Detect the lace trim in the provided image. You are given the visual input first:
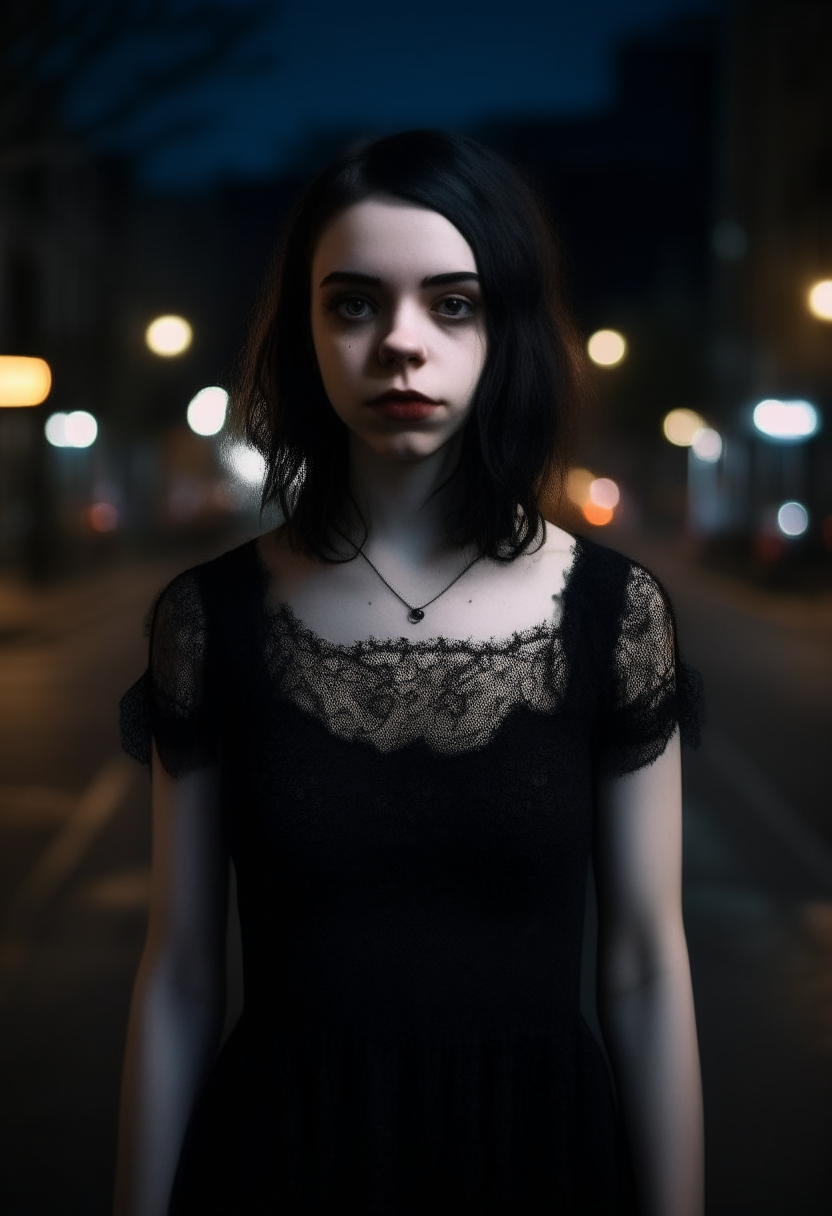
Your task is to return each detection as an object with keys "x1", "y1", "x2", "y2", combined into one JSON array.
[
  {"x1": 120, "y1": 536, "x2": 704, "y2": 776},
  {"x1": 261, "y1": 602, "x2": 568, "y2": 755}
]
